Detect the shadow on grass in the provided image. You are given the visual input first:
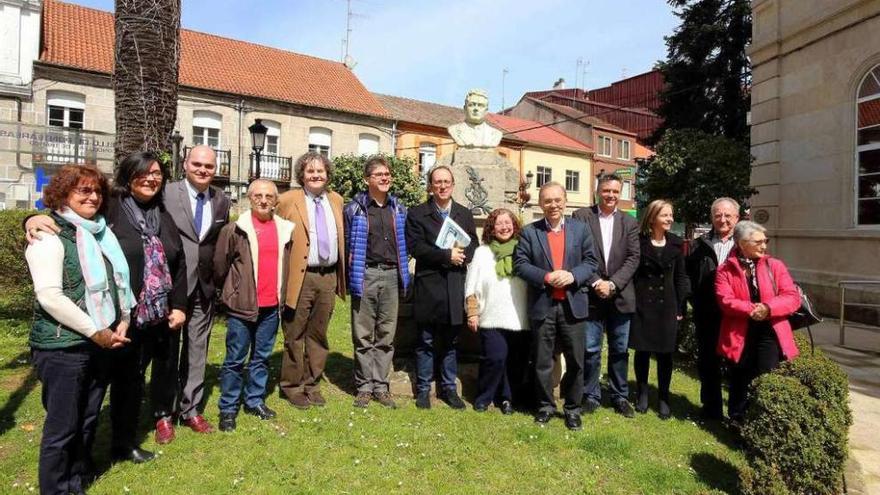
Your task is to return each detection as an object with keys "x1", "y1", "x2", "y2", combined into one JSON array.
[
  {"x1": 324, "y1": 351, "x2": 356, "y2": 396},
  {"x1": 690, "y1": 452, "x2": 742, "y2": 494},
  {"x1": 0, "y1": 364, "x2": 38, "y2": 435}
]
